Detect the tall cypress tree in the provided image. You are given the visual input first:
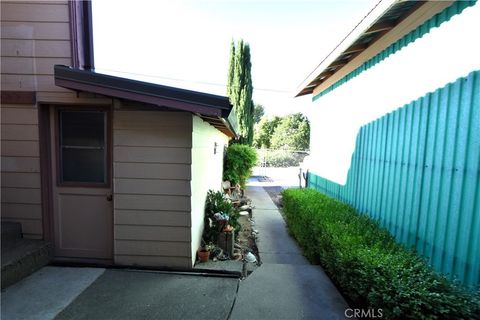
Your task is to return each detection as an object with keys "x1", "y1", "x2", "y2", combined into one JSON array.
[
  {"x1": 227, "y1": 40, "x2": 236, "y2": 100},
  {"x1": 227, "y1": 39, "x2": 254, "y2": 145}
]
